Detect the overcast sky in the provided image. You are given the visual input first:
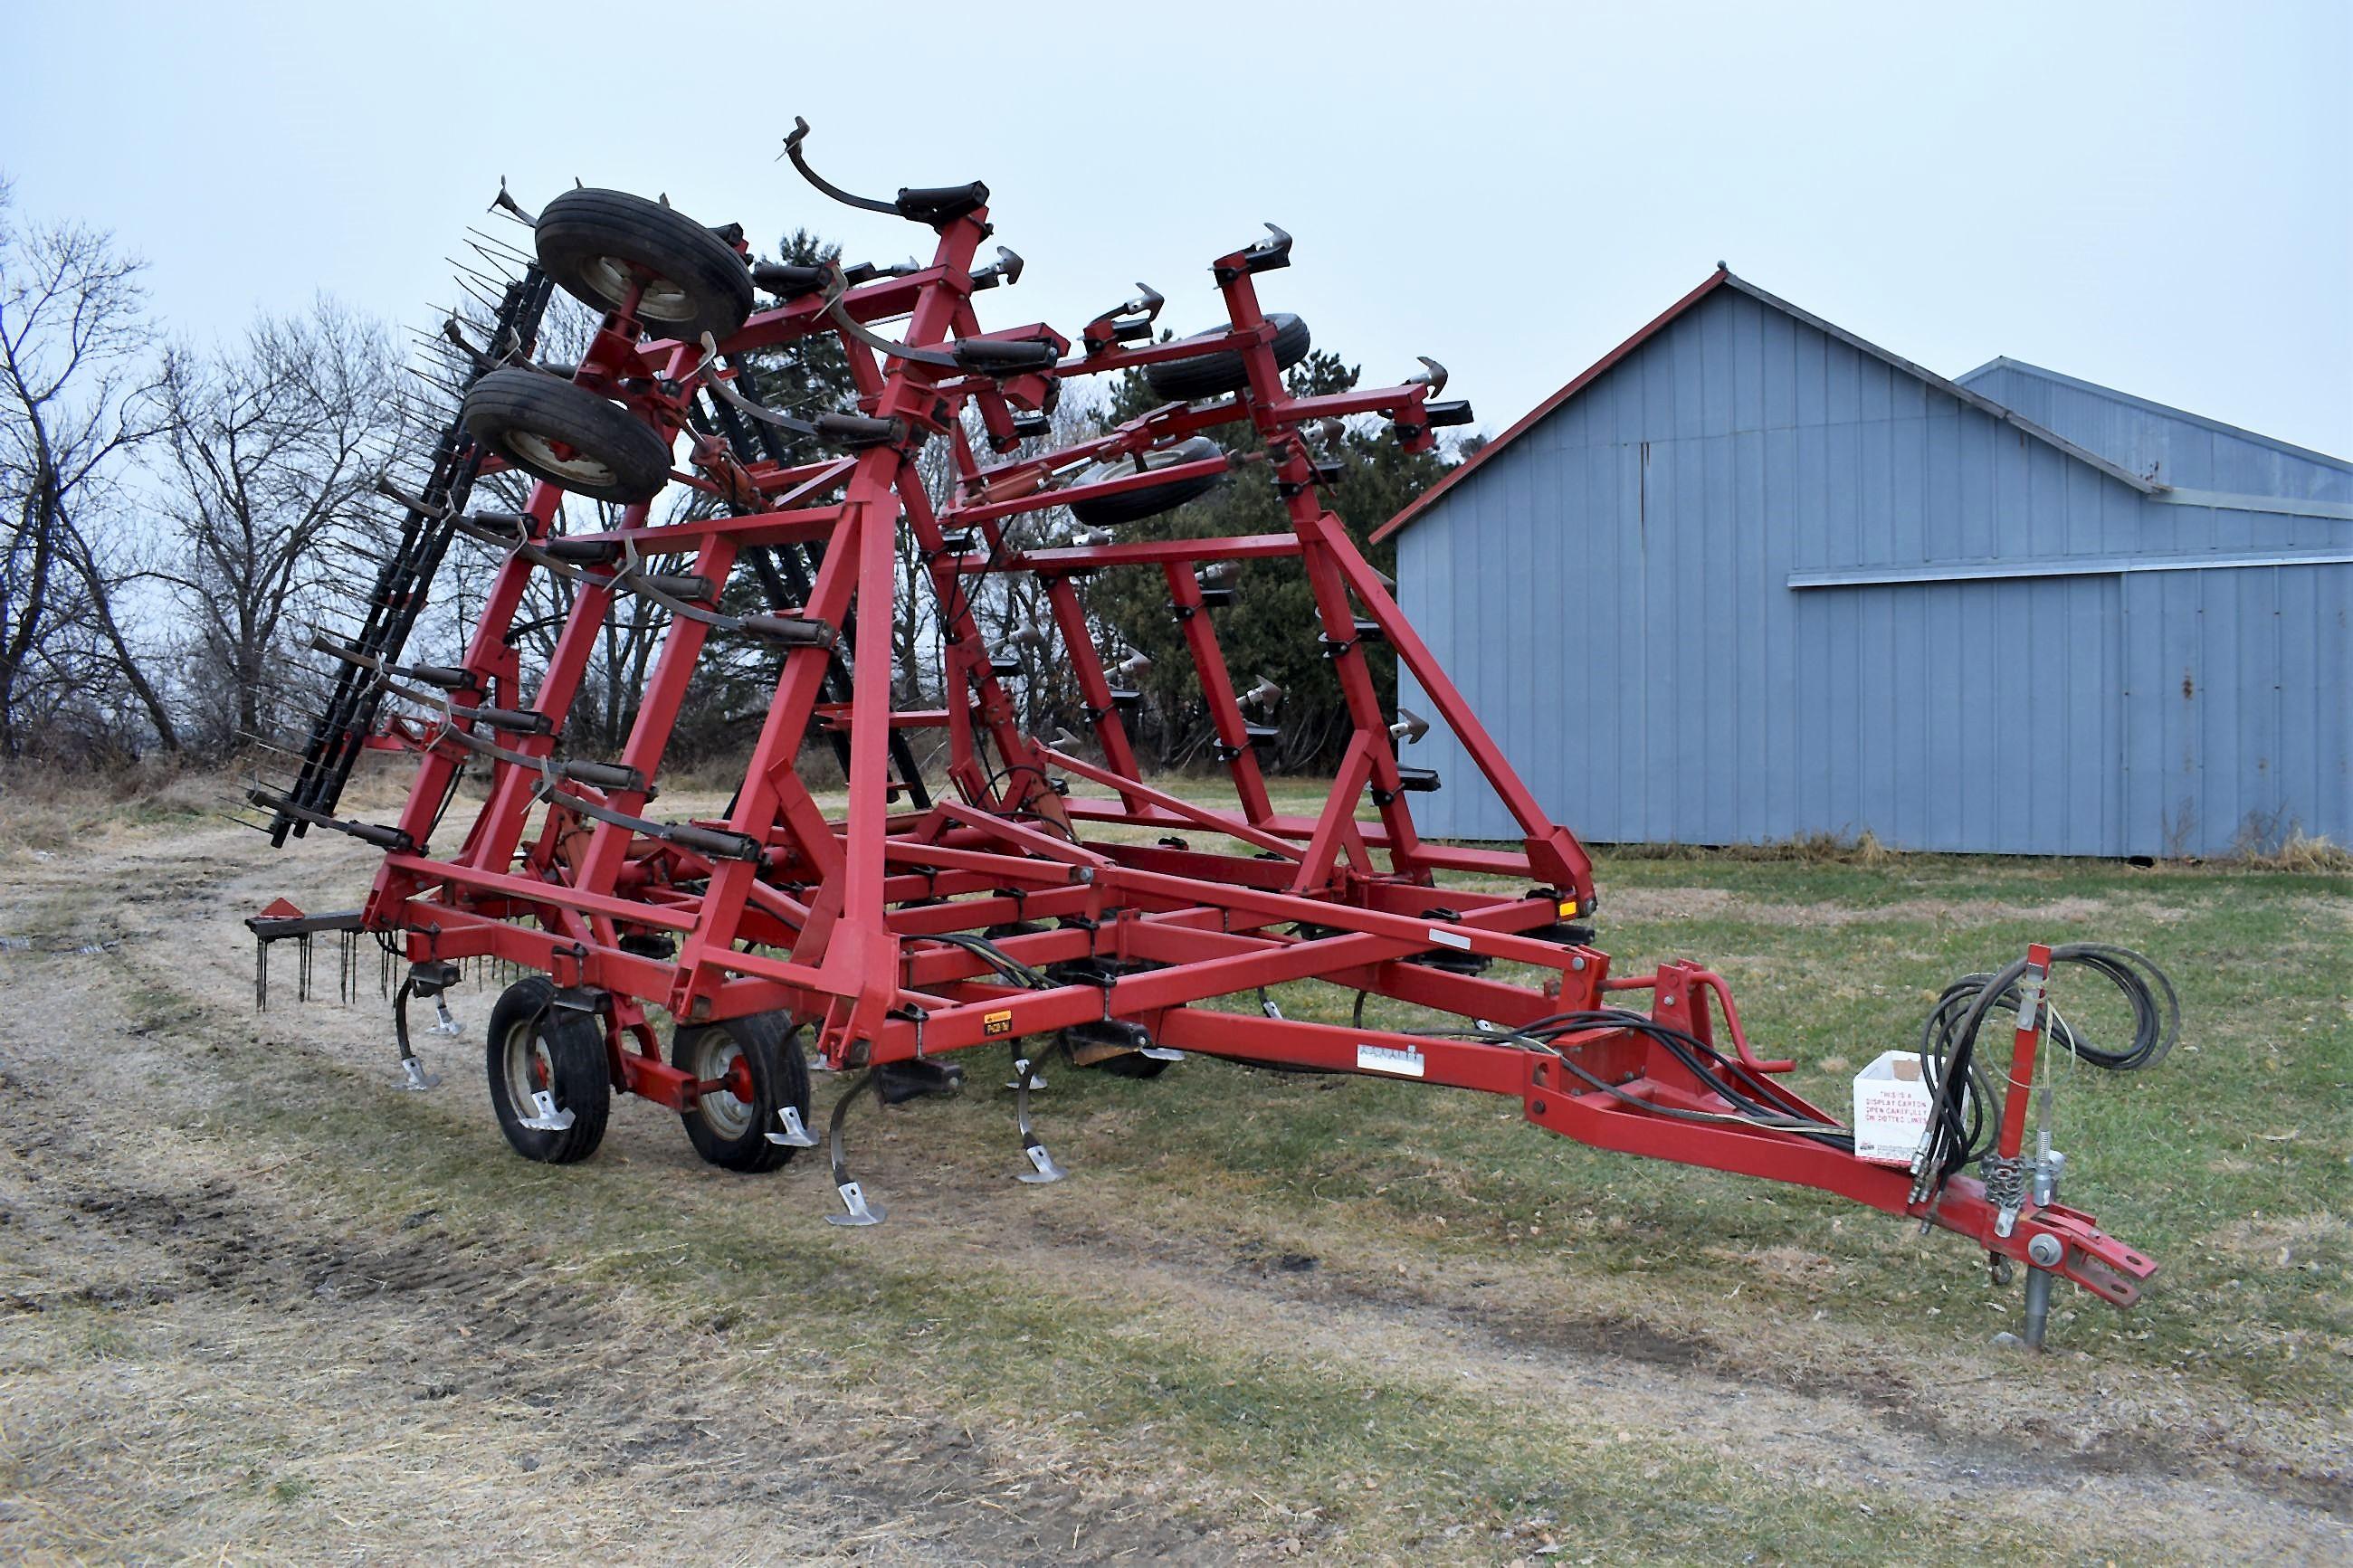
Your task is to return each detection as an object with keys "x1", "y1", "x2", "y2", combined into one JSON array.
[{"x1": 5, "y1": 1, "x2": 2348, "y2": 458}]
